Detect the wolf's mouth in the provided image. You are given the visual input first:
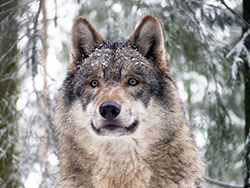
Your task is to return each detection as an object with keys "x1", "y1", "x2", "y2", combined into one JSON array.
[{"x1": 91, "y1": 120, "x2": 138, "y2": 136}]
